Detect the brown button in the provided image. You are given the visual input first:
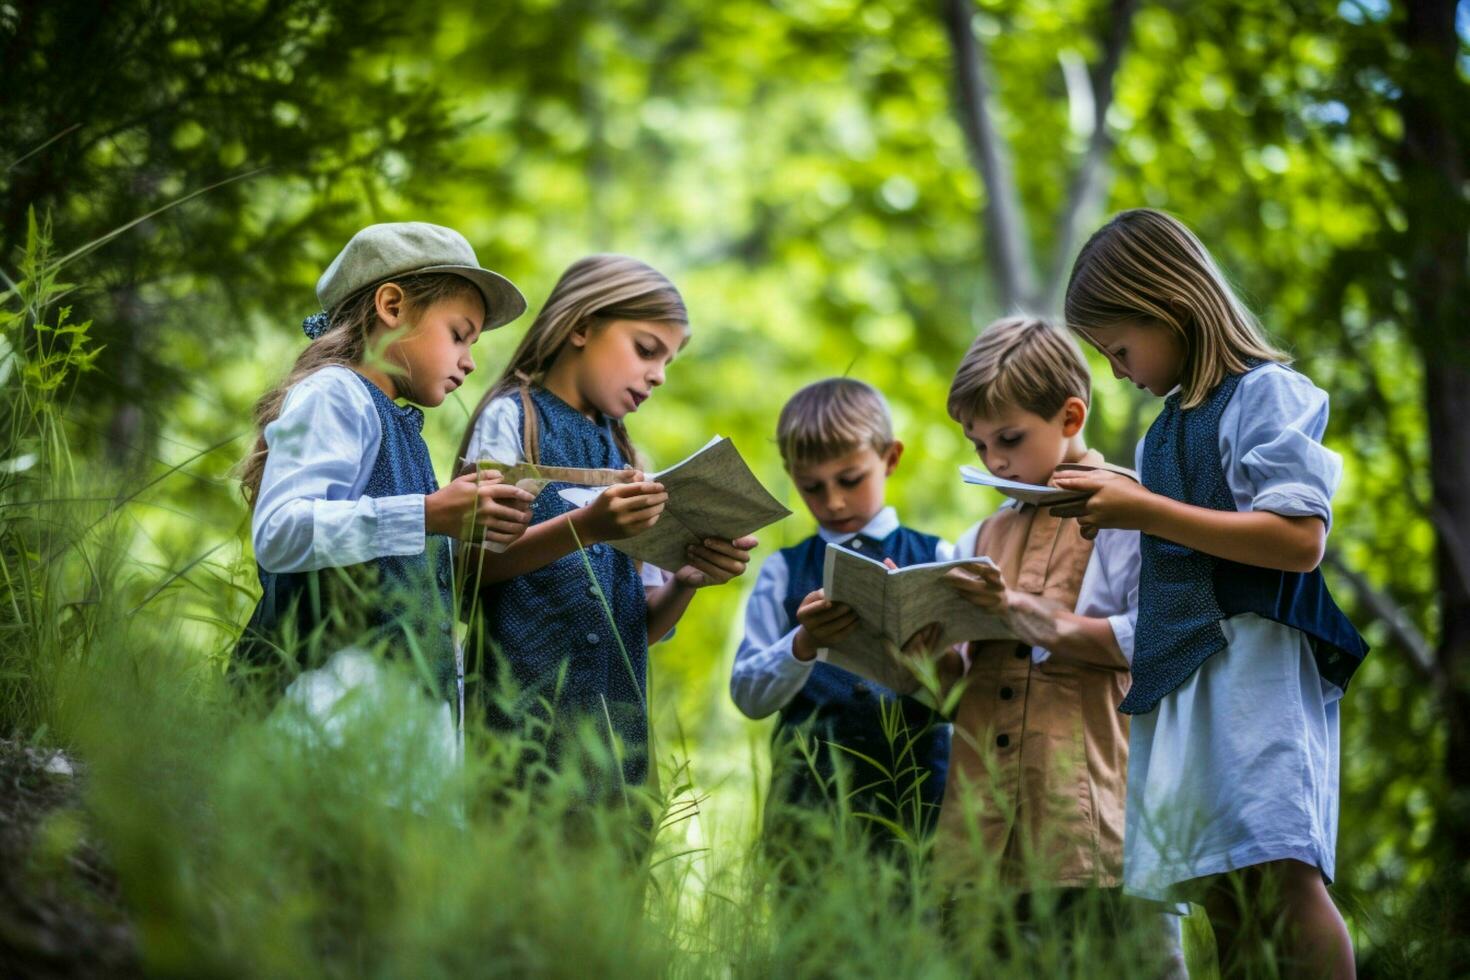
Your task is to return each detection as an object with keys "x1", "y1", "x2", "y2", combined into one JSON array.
[
  {"x1": 996, "y1": 733, "x2": 1011, "y2": 748},
  {"x1": 999, "y1": 687, "x2": 1014, "y2": 700}
]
